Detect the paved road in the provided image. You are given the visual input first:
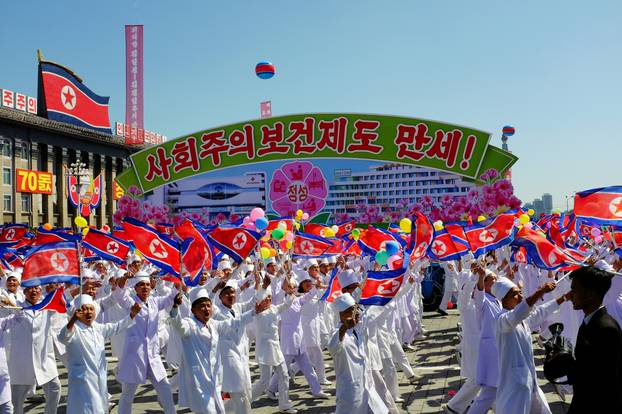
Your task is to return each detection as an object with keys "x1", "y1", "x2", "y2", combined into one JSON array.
[{"x1": 26, "y1": 309, "x2": 570, "y2": 413}]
